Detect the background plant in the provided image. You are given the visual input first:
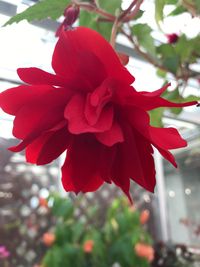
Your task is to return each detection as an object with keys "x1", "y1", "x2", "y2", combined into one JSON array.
[{"x1": 40, "y1": 195, "x2": 153, "y2": 267}]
